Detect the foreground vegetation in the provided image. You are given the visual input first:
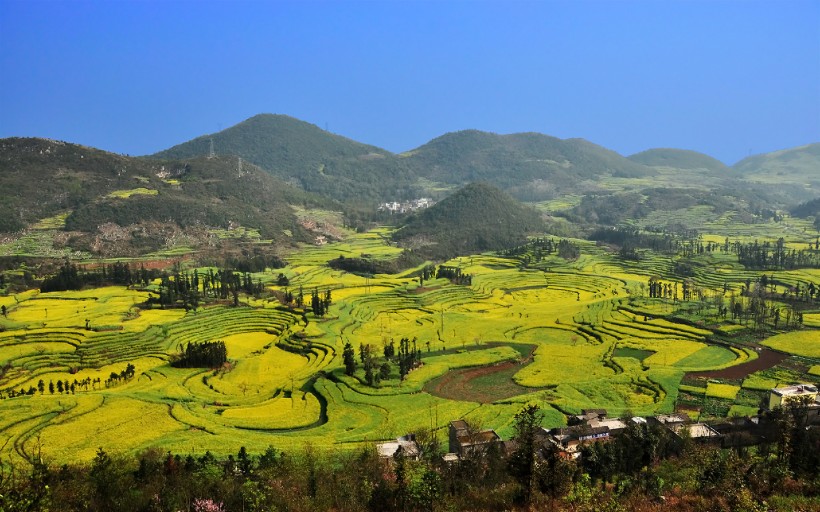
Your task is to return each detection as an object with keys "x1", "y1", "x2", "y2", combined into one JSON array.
[{"x1": 2, "y1": 402, "x2": 818, "y2": 512}]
